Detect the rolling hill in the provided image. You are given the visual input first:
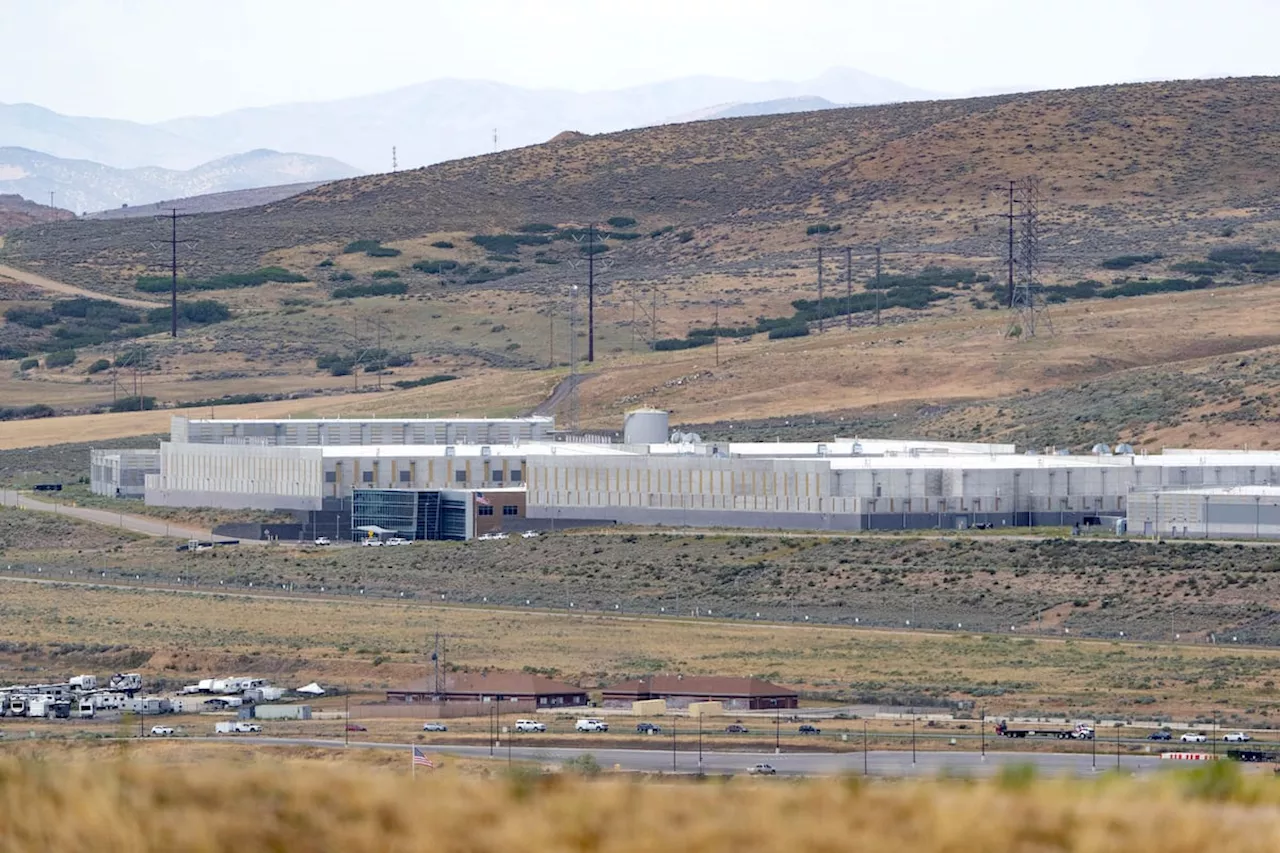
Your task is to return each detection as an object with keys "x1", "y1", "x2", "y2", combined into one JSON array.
[
  {"x1": 2, "y1": 76, "x2": 1280, "y2": 450},
  {"x1": 0, "y1": 147, "x2": 358, "y2": 215}
]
